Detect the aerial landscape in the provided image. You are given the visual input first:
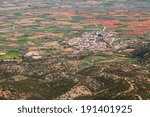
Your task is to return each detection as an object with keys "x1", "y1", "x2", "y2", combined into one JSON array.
[{"x1": 0, "y1": 0, "x2": 150, "y2": 100}]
